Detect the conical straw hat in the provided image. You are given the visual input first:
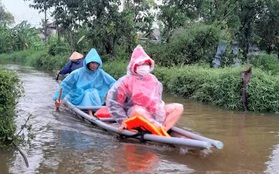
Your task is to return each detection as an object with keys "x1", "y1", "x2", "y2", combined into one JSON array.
[{"x1": 69, "y1": 51, "x2": 83, "y2": 60}]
